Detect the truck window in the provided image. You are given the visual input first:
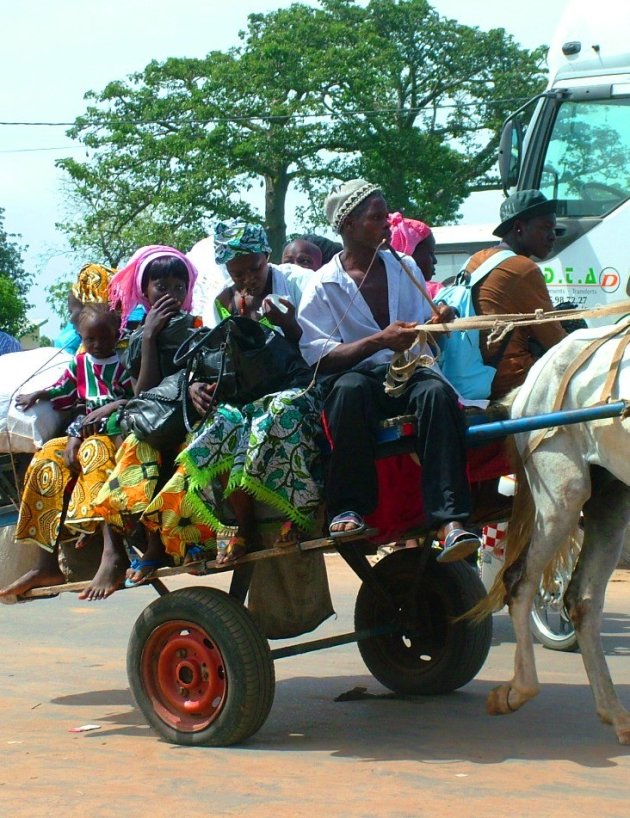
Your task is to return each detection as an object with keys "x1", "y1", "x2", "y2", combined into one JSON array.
[{"x1": 539, "y1": 98, "x2": 630, "y2": 217}]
